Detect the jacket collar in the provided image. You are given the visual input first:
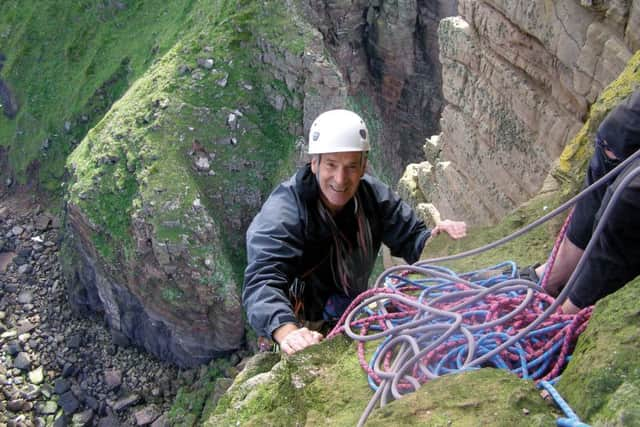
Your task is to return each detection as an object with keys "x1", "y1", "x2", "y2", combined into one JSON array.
[{"x1": 296, "y1": 163, "x2": 320, "y2": 203}]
